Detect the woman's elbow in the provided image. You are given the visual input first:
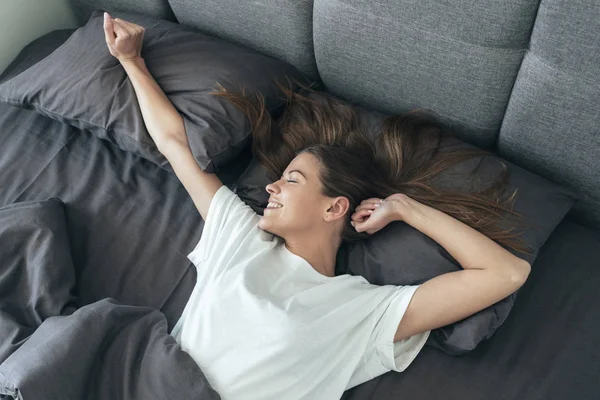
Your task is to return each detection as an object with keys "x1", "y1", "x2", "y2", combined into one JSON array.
[{"x1": 511, "y1": 260, "x2": 531, "y2": 288}]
